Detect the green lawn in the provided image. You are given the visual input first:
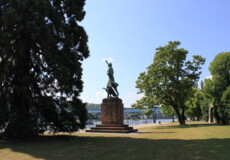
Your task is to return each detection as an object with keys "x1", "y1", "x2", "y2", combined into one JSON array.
[{"x1": 0, "y1": 121, "x2": 230, "y2": 160}]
